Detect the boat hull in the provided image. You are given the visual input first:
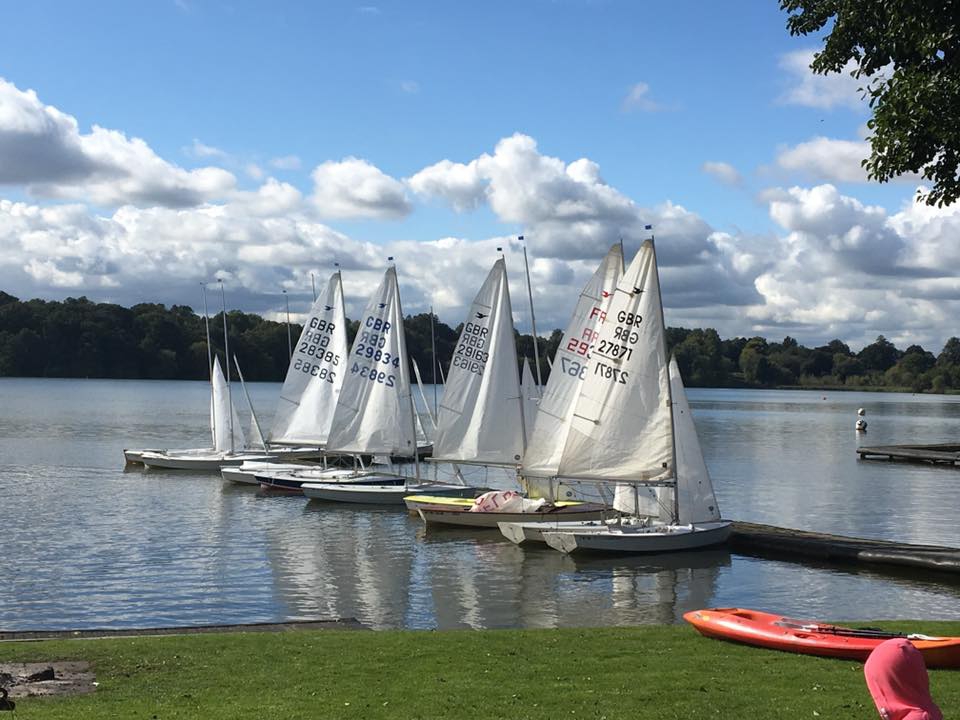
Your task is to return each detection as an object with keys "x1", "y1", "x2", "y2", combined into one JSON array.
[
  {"x1": 123, "y1": 448, "x2": 164, "y2": 465},
  {"x1": 258, "y1": 470, "x2": 394, "y2": 492},
  {"x1": 221, "y1": 461, "x2": 325, "y2": 486},
  {"x1": 140, "y1": 450, "x2": 275, "y2": 470},
  {"x1": 302, "y1": 483, "x2": 477, "y2": 505},
  {"x1": 683, "y1": 608, "x2": 960, "y2": 668},
  {"x1": 405, "y1": 496, "x2": 610, "y2": 528},
  {"x1": 543, "y1": 520, "x2": 732, "y2": 554},
  {"x1": 498, "y1": 519, "x2": 618, "y2": 544}
]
